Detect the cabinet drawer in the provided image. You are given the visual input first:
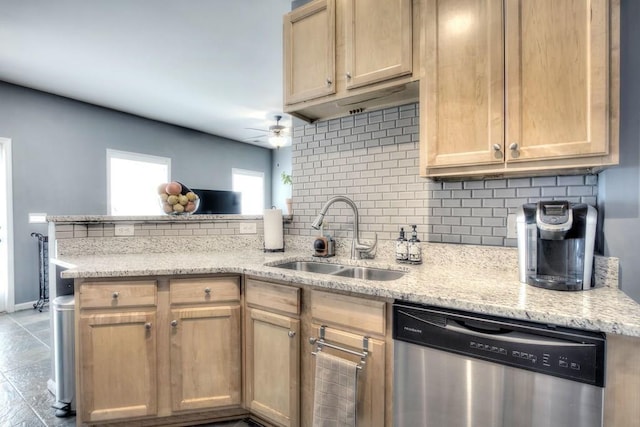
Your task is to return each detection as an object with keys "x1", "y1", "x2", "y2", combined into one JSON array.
[
  {"x1": 246, "y1": 278, "x2": 300, "y2": 316},
  {"x1": 79, "y1": 281, "x2": 157, "y2": 309},
  {"x1": 311, "y1": 290, "x2": 385, "y2": 336},
  {"x1": 170, "y1": 277, "x2": 240, "y2": 305}
]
